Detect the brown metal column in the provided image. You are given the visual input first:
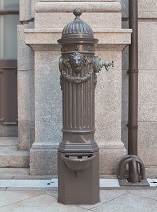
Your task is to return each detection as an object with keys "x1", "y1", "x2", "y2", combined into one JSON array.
[
  {"x1": 57, "y1": 9, "x2": 99, "y2": 204},
  {"x1": 128, "y1": 0, "x2": 138, "y2": 156},
  {"x1": 57, "y1": 8, "x2": 113, "y2": 204}
]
